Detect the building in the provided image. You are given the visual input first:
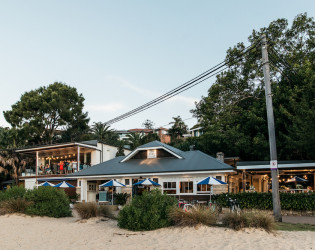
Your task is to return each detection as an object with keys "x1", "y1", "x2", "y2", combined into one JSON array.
[
  {"x1": 16, "y1": 140, "x2": 131, "y2": 189},
  {"x1": 68, "y1": 141, "x2": 235, "y2": 202}
]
